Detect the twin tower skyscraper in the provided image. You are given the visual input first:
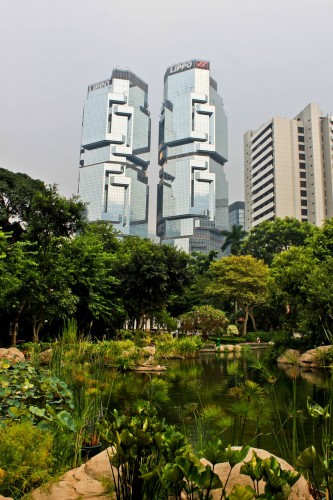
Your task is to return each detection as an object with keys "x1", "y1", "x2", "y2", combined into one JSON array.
[{"x1": 78, "y1": 60, "x2": 229, "y2": 255}]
